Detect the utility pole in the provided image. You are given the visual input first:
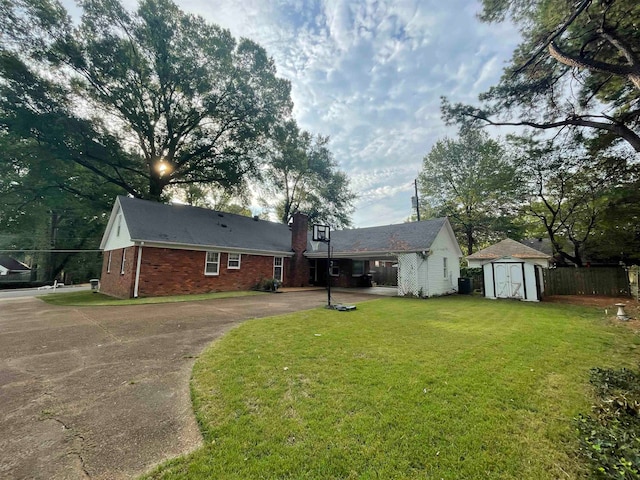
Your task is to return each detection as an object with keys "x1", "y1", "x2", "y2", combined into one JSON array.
[{"x1": 414, "y1": 179, "x2": 421, "y2": 221}]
